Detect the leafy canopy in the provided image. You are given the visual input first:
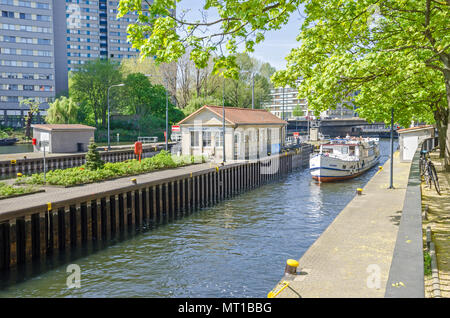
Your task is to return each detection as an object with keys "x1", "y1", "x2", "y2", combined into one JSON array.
[{"x1": 117, "y1": 0, "x2": 301, "y2": 79}]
